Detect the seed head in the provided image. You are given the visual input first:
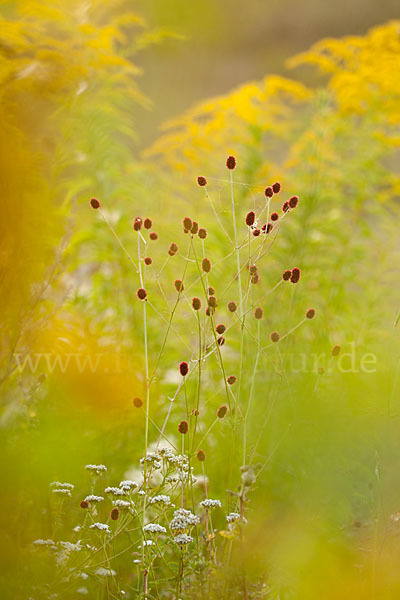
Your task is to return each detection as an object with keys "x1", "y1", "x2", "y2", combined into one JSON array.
[
  {"x1": 202, "y1": 258, "x2": 211, "y2": 273},
  {"x1": 133, "y1": 217, "x2": 142, "y2": 231},
  {"x1": 196, "y1": 449, "x2": 206, "y2": 461},
  {"x1": 168, "y1": 242, "x2": 178, "y2": 256},
  {"x1": 216, "y1": 323, "x2": 226, "y2": 334},
  {"x1": 249, "y1": 264, "x2": 258, "y2": 275},
  {"x1": 331, "y1": 345, "x2": 341, "y2": 356},
  {"x1": 80, "y1": 500, "x2": 89, "y2": 509},
  {"x1": 251, "y1": 273, "x2": 260, "y2": 284},
  {"x1": 198, "y1": 228, "x2": 208, "y2": 239},
  {"x1": 306, "y1": 308, "x2": 315, "y2": 319},
  {"x1": 290, "y1": 267, "x2": 301, "y2": 284},
  {"x1": 191, "y1": 221, "x2": 199, "y2": 235},
  {"x1": 226, "y1": 155, "x2": 236, "y2": 170},
  {"x1": 207, "y1": 286, "x2": 215, "y2": 296},
  {"x1": 137, "y1": 288, "x2": 147, "y2": 300},
  {"x1": 111, "y1": 508, "x2": 120, "y2": 521},
  {"x1": 144, "y1": 218, "x2": 152, "y2": 229},
  {"x1": 270, "y1": 212, "x2": 279, "y2": 222},
  {"x1": 289, "y1": 196, "x2": 299, "y2": 209},
  {"x1": 252, "y1": 229, "x2": 261, "y2": 237},
  {"x1": 208, "y1": 295, "x2": 217, "y2": 308},
  {"x1": 254, "y1": 307, "x2": 264, "y2": 319},
  {"x1": 272, "y1": 182, "x2": 281, "y2": 194},
  {"x1": 227, "y1": 375, "x2": 237, "y2": 385},
  {"x1": 264, "y1": 186, "x2": 273, "y2": 198},
  {"x1": 192, "y1": 297, "x2": 201, "y2": 311},
  {"x1": 144, "y1": 257, "x2": 152, "y2": 266},
  {"x1": 178, "y1": 420, "x2": 188, "y2": 435},
  {"x1": 245, "y1": 211, "x2": 256, "y2": 227},
  {"x1": 282, "y1": 201, "x2": 289, "y2": 213},
  {"x1": 197, "y1": 176, "x2": 207, "y2": 187},
  {"x1": 282, "y1": 269, "x2": 291, "y2": 281},
  {"x1": 149, "y1": 232, "x2": 158, "y2": 241},
  {"x1": 174, "y1": 279, "x2": 184, "y2": 293},
  {"x1": 217, "y1": 404, "x2": 228, "y2": 419},
  {"x1": 270, "y1": 331, "x2": 280, "y2": 343},
  {"x1": 228, "y1": 301, "x2": 237, "y2": 312},
  {"x1": 133, "y1": 397, "x2": 143, "y2": 408},
  {"x1": 266, "y1": 223, "x2": 273, "y2": 234},
  {"x1": 217, "y1": 336, "x2": 225, "y2": 346},
  {"x1": 90, "y1": 198, "x2": 100, "y2": 209},
  {"x1": 179, "y1": 361, "x2": 189, "y2": 377},
  {"x1": 183, "y1": 217, "x2": 192, "y2": 232}
]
